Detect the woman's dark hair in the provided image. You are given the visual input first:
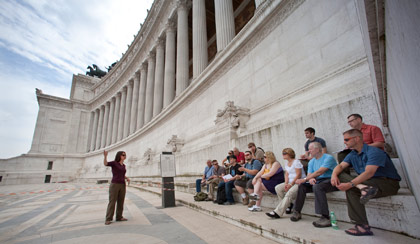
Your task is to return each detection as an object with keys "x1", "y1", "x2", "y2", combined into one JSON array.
[{"x1": 115, "y1": 151, "x2": 125, "y2": 162}]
